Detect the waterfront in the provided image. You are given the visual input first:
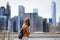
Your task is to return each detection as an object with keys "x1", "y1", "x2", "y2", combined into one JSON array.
[
  {"x1": 5, "y1": 38, "x2": 60, "y2": 40},
  {"x1": 0, "y1": 32, "x2": 60, "y2": 40}
]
